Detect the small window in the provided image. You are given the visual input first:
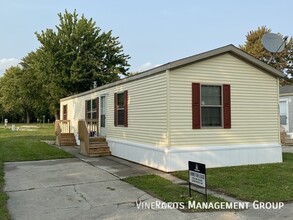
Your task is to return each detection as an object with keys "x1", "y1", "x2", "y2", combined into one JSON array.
[
  {"x1": 63, "y1": 105, "x2": 67, "y2": 120},
  {"x1": 201, "y1": 85, "x2": 222, "y2": 127},
  {"x1": 117, "y1": 93, "x2": 125, "y2": 126},
  {"x1": 114, "y1": 91, "x2": 128, "y2": 127}
]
